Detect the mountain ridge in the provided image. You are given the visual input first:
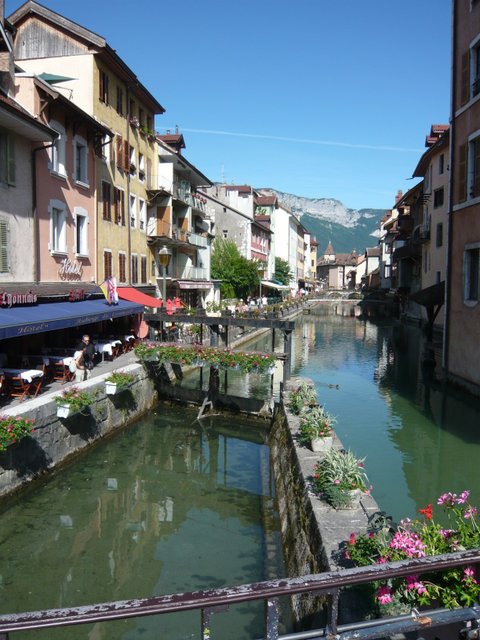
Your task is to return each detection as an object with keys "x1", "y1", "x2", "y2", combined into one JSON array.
[{"x1": 259, "y1": 188, "x2": 386, "y2": 254}]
